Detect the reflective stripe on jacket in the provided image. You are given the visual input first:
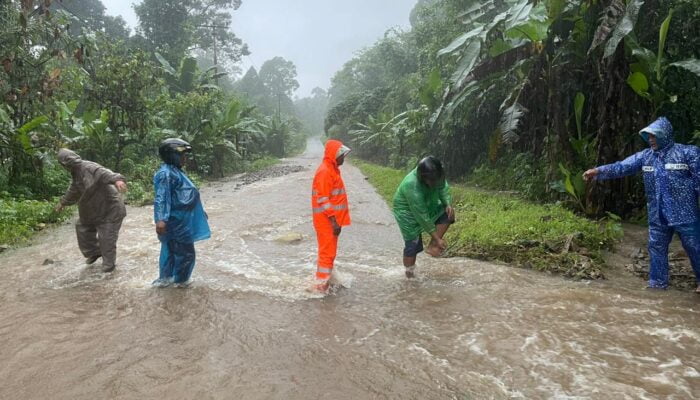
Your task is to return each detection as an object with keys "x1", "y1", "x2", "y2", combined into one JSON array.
[{"x1": 311, "y1": 140, "x2": 351, "y2": 226}]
